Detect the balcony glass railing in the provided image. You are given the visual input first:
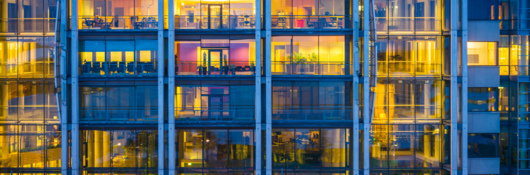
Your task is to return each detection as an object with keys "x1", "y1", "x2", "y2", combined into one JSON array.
[
  {"x1": 176, "y1": 61, "x2": 255, "y2": 76},
  {"x1": 271, "y1": 62, "x2": 353, "y2": 75},
  {"x1": 271, "y1": 16, "x2": 349, "y2": 29},
  {"x1": 272, "y1": 107, "x2": 353, "y2": 120},
  {"x1": 175, "y1": 107, "x2": 254, "y2": 121},
  {"x1": 79, "y1": 15, "x2": 158, "y2": 30},
  {"x1": 0, "y1": 18, "x2": 56, "y2": 34},
  {"x1": 80, "y1": 61, "x2": 158, "y2": 76},
  {"x1": 80, "y1": 107, "x2": 158, "y2": 122},
  {"x1": 175, "y1": 15, "x2": 255, "y2": 30}
]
